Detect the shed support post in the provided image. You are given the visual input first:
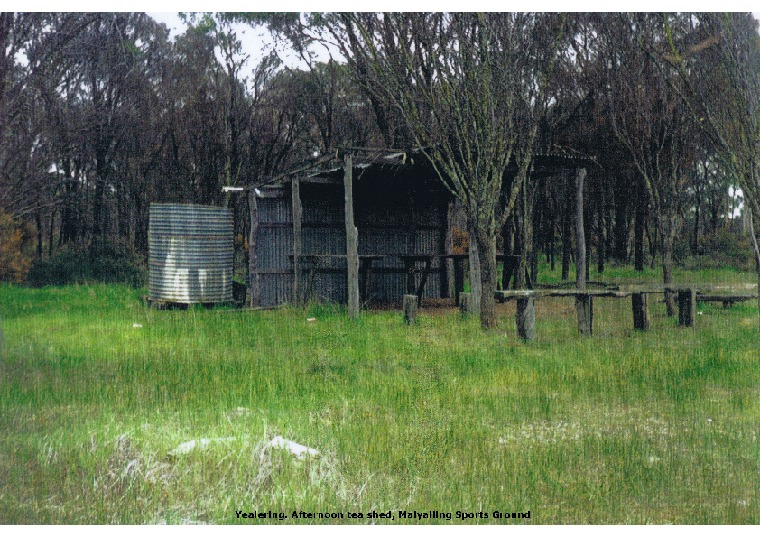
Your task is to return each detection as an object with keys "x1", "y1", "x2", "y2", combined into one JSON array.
[
  {"x1": 344, "y1": 154, "x2": 360, "y2": 319},
  {"x1": 403, "y1": 294, "x2": 418, "y2": 325},
  {"x1": 575, "y1": 167, "x2": 587, "y2": 292},
  {"x1": 516, "y1": 297, "x2": 536, "y2": 340},
  {"x1": 443, "y1": 201, "x2": 454, "y2": 299},
  {"x1": 678, "y1": 288, "x2": 696, "y2": 327},
  {"x1": 632, "y1": 292, "x2": 650, "y2": 331},
  {"x1": 248, "y1": 189, "x2": 260, "y2": 308},
  {"x1": 574, "y1": 168, "x2": 591, "y2": 336},
  {"x1": 291, "y1": 176, "x2": 302, "y2": 306},
  {"x1": 576, "y1": 294, "x2": 593, "y2": 336}
]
